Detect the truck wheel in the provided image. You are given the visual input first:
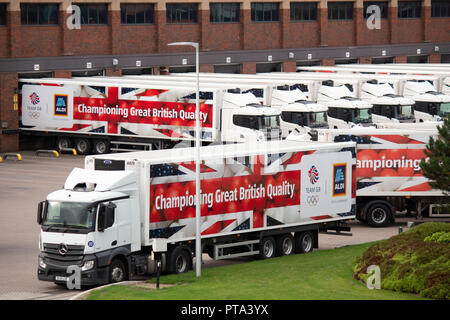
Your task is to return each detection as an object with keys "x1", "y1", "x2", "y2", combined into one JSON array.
[
  {"x1": 168, "y1": 246, "x2": 192, "y2": 274},
  {"x1": 56, "y1": 136, "x2": 72, "y2": 150},
  {"x1": 366, "y1": 203, "x2": 391, "y2": 227},
  {"x1": 276, "y1": 234, "x2": 295, "y2": 256},
  {"x1": 75, "y1": 138, "x2": 91, "y2": 155},
  {"x1": 109, "y1": 259, "x2": 126, "y2": 283},
  {"x1": 259, "y1": 237, "x2": 276, "y2": 259},
  {"x1": 295, "y1": 231, "x2": 314, "y2": 254},
  {"x1": 93, "y1": 139, "x2": 110, "y2": 154}
]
